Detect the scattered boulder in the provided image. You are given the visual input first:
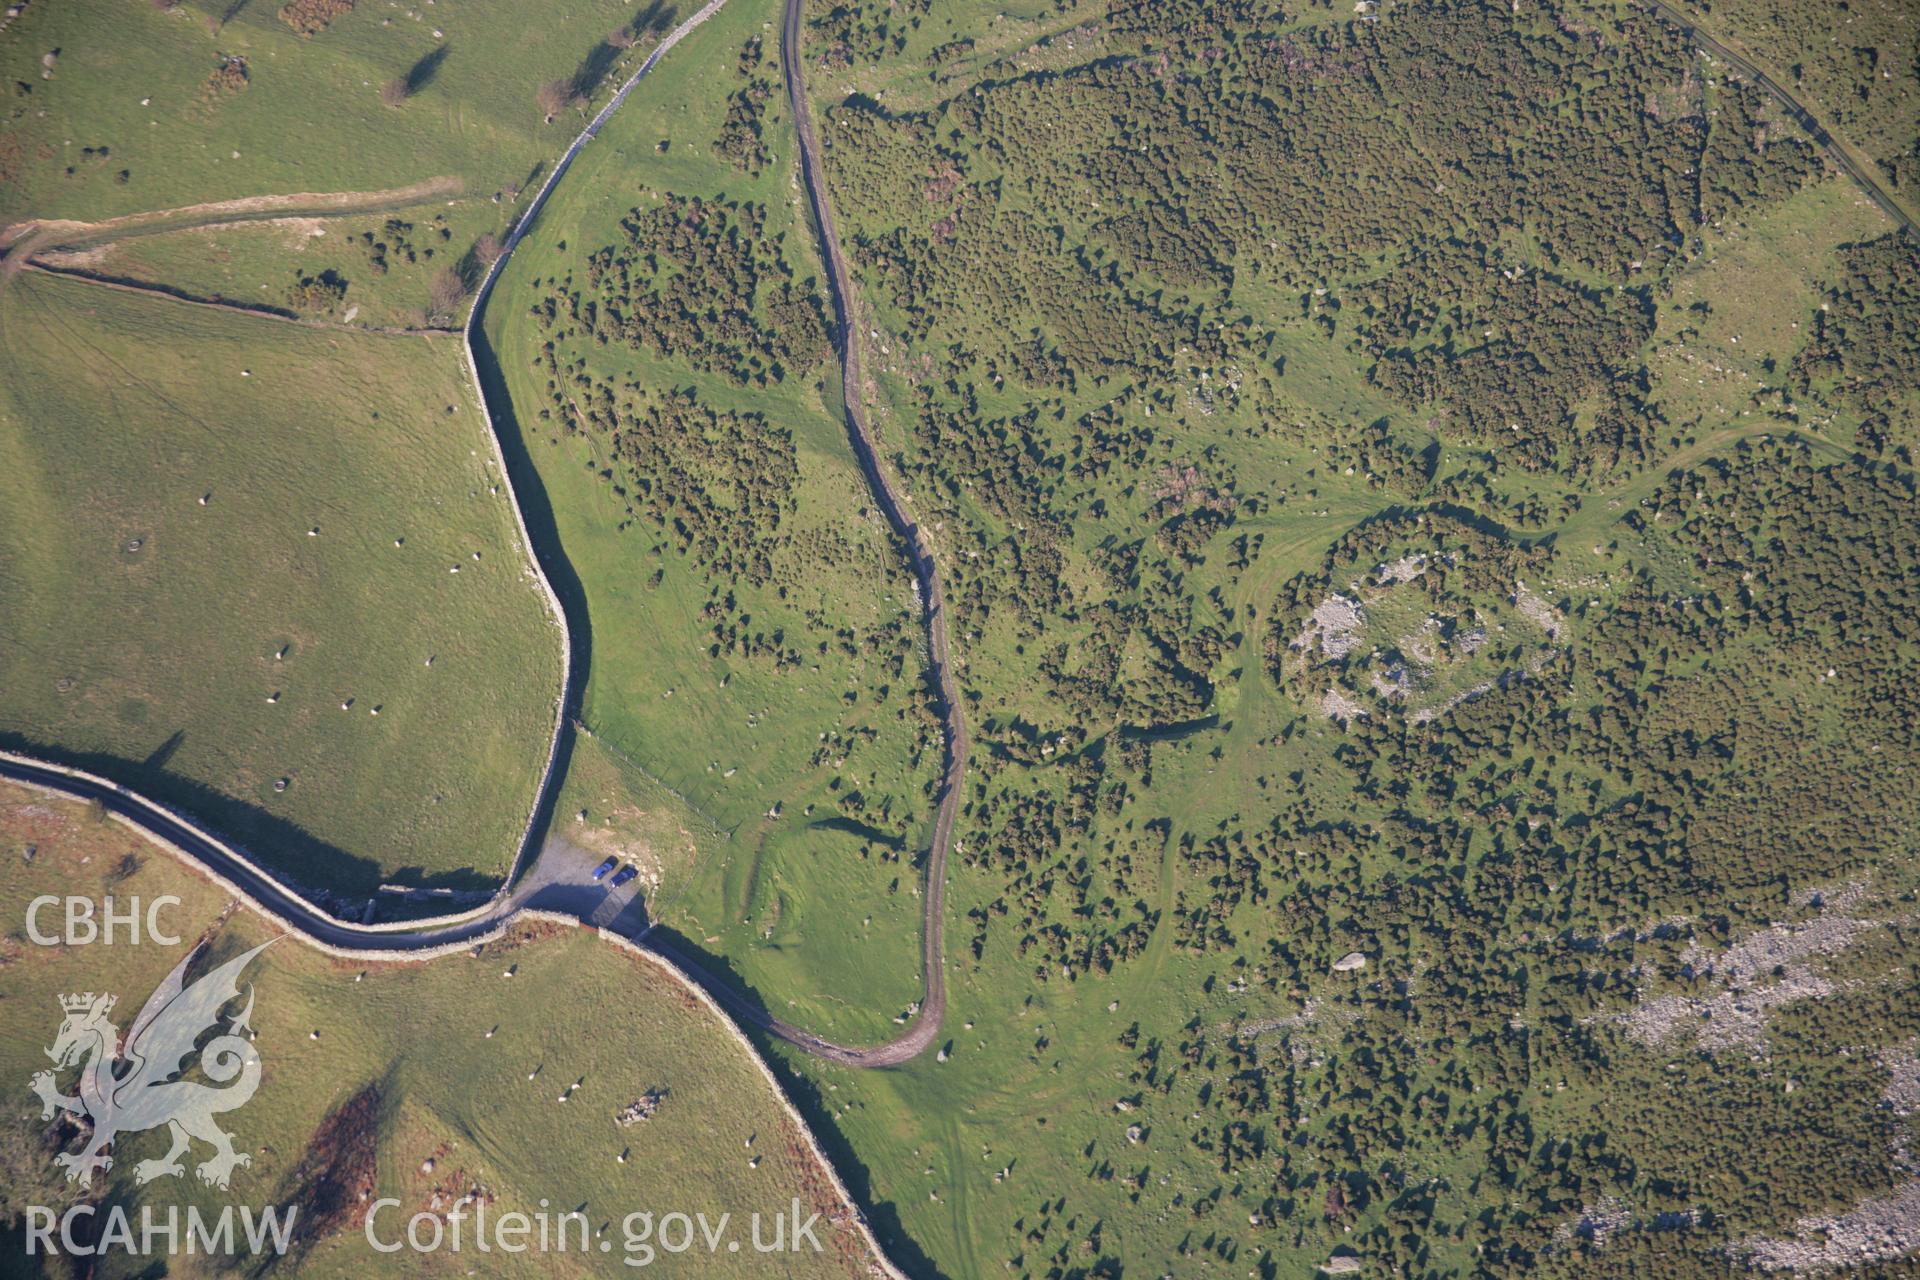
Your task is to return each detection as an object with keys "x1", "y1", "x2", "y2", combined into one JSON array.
[{"x1": 615, "y1": 1089, "x2": 667, "y2": 1126}]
